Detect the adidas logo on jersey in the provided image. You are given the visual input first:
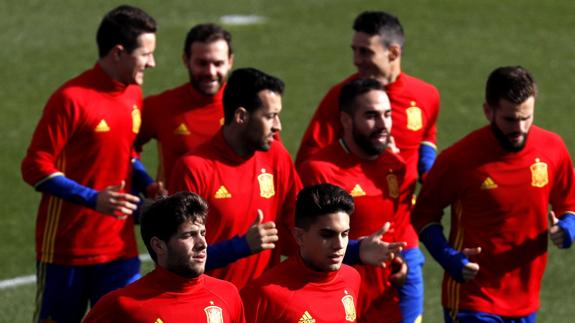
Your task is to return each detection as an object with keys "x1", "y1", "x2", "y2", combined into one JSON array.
[
  {"x1": 154, "y1": 318, "x2": 164, "y2": 323},
  {"x1": 298, "y1": 311, "x2": 316, "y2": 323},
  {"x1": 94, "y1": 119, "x2": 110, "y2": 132},
  {"x1": 214, "y1": 186, "x2": 232, "y2": 199},
  {"x1": 480, "y1": 177, "x2": 498, "y2": 190},
  {"x1": 174, "y1": 123, "x2": 191, "y2": 135},
  {"x1": 350, "y1": 184, "x2": 366, "y2": 197}
]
